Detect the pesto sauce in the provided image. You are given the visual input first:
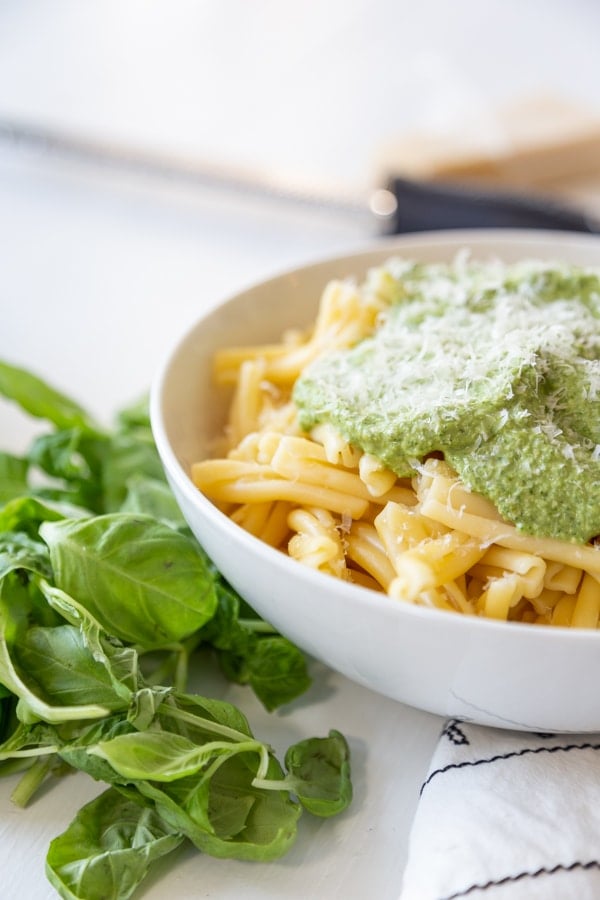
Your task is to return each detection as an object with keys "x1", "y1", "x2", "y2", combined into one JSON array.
[{"x1": 293, "y1": 259, "x2": 600, "y2": 543}]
